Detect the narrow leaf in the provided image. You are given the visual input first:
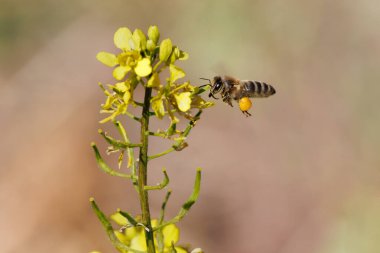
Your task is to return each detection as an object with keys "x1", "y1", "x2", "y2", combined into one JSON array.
[
  {"x1": 118, "y1": 210, "x2": 139, "y2": 226},
  {"x1": 90, "y1": 198, "x2": 144, "y2": 253},
  {"x1": 153, "y1": 168, "x2": 202, "y2": 231},
  {"x1": 91, "y1": 143, "x2": 132, "y2": 178},
  {"x1": 144, "y1": 168, "x2": 170, "y2": 191}
]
